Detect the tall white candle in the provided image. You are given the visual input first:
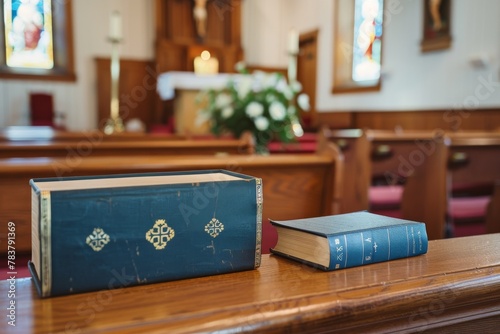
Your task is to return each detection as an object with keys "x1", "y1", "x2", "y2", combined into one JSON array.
[
  {"x1": 109, "y1": 11, "x2": 122, "y2": 39},
  {"x1": 288, "y1": 28, "x2": 299, "y2": 54}
]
